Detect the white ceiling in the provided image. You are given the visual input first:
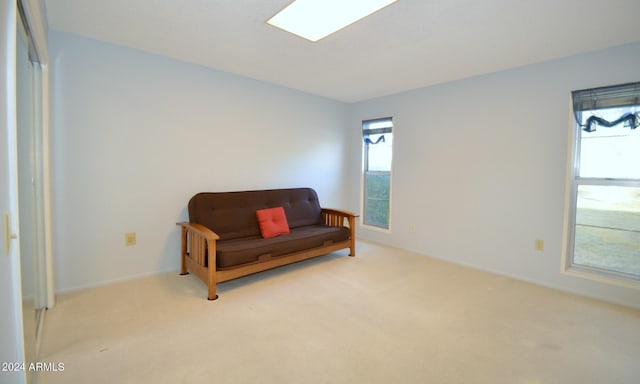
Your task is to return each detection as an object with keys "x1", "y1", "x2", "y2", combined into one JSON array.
[{"x1": 44, "y1": 0, "x2": 640, "y2": 103}]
